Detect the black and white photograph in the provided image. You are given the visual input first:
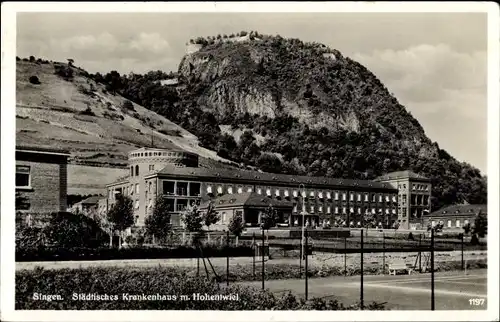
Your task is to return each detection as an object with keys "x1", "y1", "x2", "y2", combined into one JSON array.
[{"x1": 1, "y1": 2, "x2": 499, "y2": 321}]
